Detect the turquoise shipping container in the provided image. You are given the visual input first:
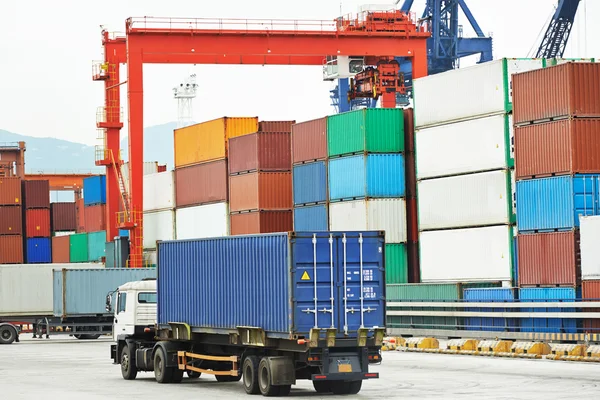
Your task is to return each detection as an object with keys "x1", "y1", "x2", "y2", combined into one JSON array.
[
  {"x1": 87, "y1": 231, "x2": 106, "y2": 262},
  {"x1": 328, "y1": 154, "x2": 405, "y2": 201}
]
